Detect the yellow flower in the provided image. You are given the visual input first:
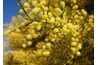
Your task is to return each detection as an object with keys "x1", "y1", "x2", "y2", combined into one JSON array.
[
  {"x1": 32, "y1": 0, "x2": 38, "y2": 6},
  {"x1": 81, "y1": 9, "x2": 87, "y2": 16},
  {"x1": 36, "y1": 24, "x2": 42, "y2": 31},
  {"x1": 27, "y1": 41, "x2": 32, "y2": 46},
  {"x1": 48, "y1": 12, "x2": 53, "y2": 18},
  {"x1": 21, "y1": 22, "x2": 25, "y2": 26},
  {"x1": 22, "y1": 44, "x2": 27, "y2": 48},
  {"x1": 77, "y1": 43, "x2": 82, "y2": 49},
  {"x1": 72, "y1": 5, "x2": 78, "y2": 10},
  {"x1": 76, "y1": 51, "x2": 81, "y2": 56},
  {"x1": 49, "y1": 17, "x2": 55, "y2": 23},
  {"x1": 16, "y1": 28, "x2": 21, "y2": 32},
  {"x1": 24, "y1": 2, "x2": 30, "y2": 8},
  {"x1": 71, "y1": 42, "x2": 77, "y2": 46},
  {"x1": 71, "y1": 47, "x2": 76, "y2": 53},
  {"x1": 33, "y1": 33, "x2": 39, "y2": 38},
  {"x1": 32, "y1": 7, "x2": 41, "y2": 14},
  {"x1": 26, "y1": 34, "x2": 32, "y2": 40},
  {"x1": 19, "y1": 9, "x2": 24, "y2": 14},
  {"x1": 60, "y1": 1, "x2": 65, "y2": 8},
  {"x1": 43, "y1": 6, "x2": 48, "y2": 11},
  {"x1": 39, "y1": 0, "x2": 46, "y2": 6},
  {"x1": 54, "y1": 8, "x2": 62, "y2": 16},
  {"x1": 43, "y1": 51, "x2": 50, "y2": 56},
  {"x1": 46, "y1": 42, "x2": 52, "y2": 48},
  {"x1": 35, "y1": 50, "x2": 43, "y2": 56},
  {"x1": 53, "y1": 28, "x2": 59, "y2": 33}
]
